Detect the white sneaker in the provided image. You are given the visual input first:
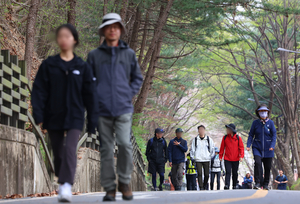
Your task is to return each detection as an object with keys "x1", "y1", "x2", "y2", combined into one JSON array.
[{"x1": 58, "y1": 183, "x2": 72, "y2": 203}]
